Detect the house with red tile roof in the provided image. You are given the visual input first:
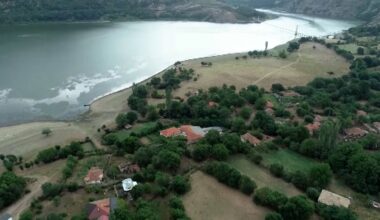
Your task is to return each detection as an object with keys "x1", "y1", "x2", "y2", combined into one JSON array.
[
  {"x1": 208, "y1": 101, "x2": 218, "y2": 108},
  {"x1": 84, "y1": 167, "x2": 104, "y2": 185},
  {"x1": 180, "y1": 125, "x2": 205, "y2": 144},
  {"x1": 160, "y1": 127, "x2": 181, "y2": 138},
  {"x1": 241, "y1": 133, "x2": 261, "y2": 146},
  {"x1": 305, "y1": 122, "x2": 321, "y2": 135},
  {"x1": 86, "y1": 198, "x2": 117, "y2": 220},
  {"x1": 266, "y1": 101, "x2": 274, "y2": 109}
]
